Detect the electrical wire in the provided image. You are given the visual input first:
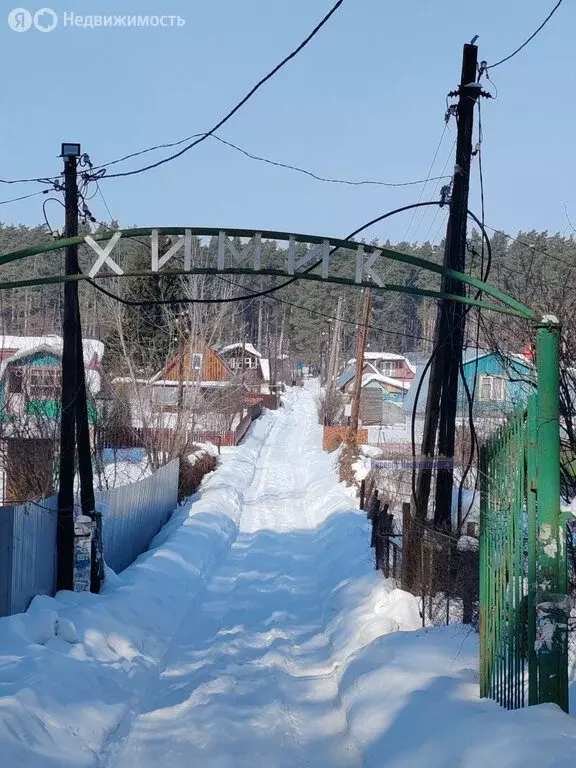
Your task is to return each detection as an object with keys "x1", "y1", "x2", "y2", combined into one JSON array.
[
  {"x1": 488, "y1": 0, "x2": 564, "y2": 69},
  {"x1": 97, "y1": 0, "x2": 346, "y2": 180},
  {"x1": 0, "y1": 173, "x2": 62, "y2": 186},
  {"x1": 213, "y1": 273, "x2": 436, "y2": 345},
  {"x1": 403, "y1": 124, "x2": 449, "y2": 242},
  {"x1": 481, "y1": 222, "x2": 575, "y2": 271},
  {"x1": 0, "y1": 189, "x2": 51, "y2": 206},
  {"x1": 210, "y1": 134, "x2": 452, "y2": 188},
  {"x1": 84, "y1": 200, "x2": 444, "y2": 307}
]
